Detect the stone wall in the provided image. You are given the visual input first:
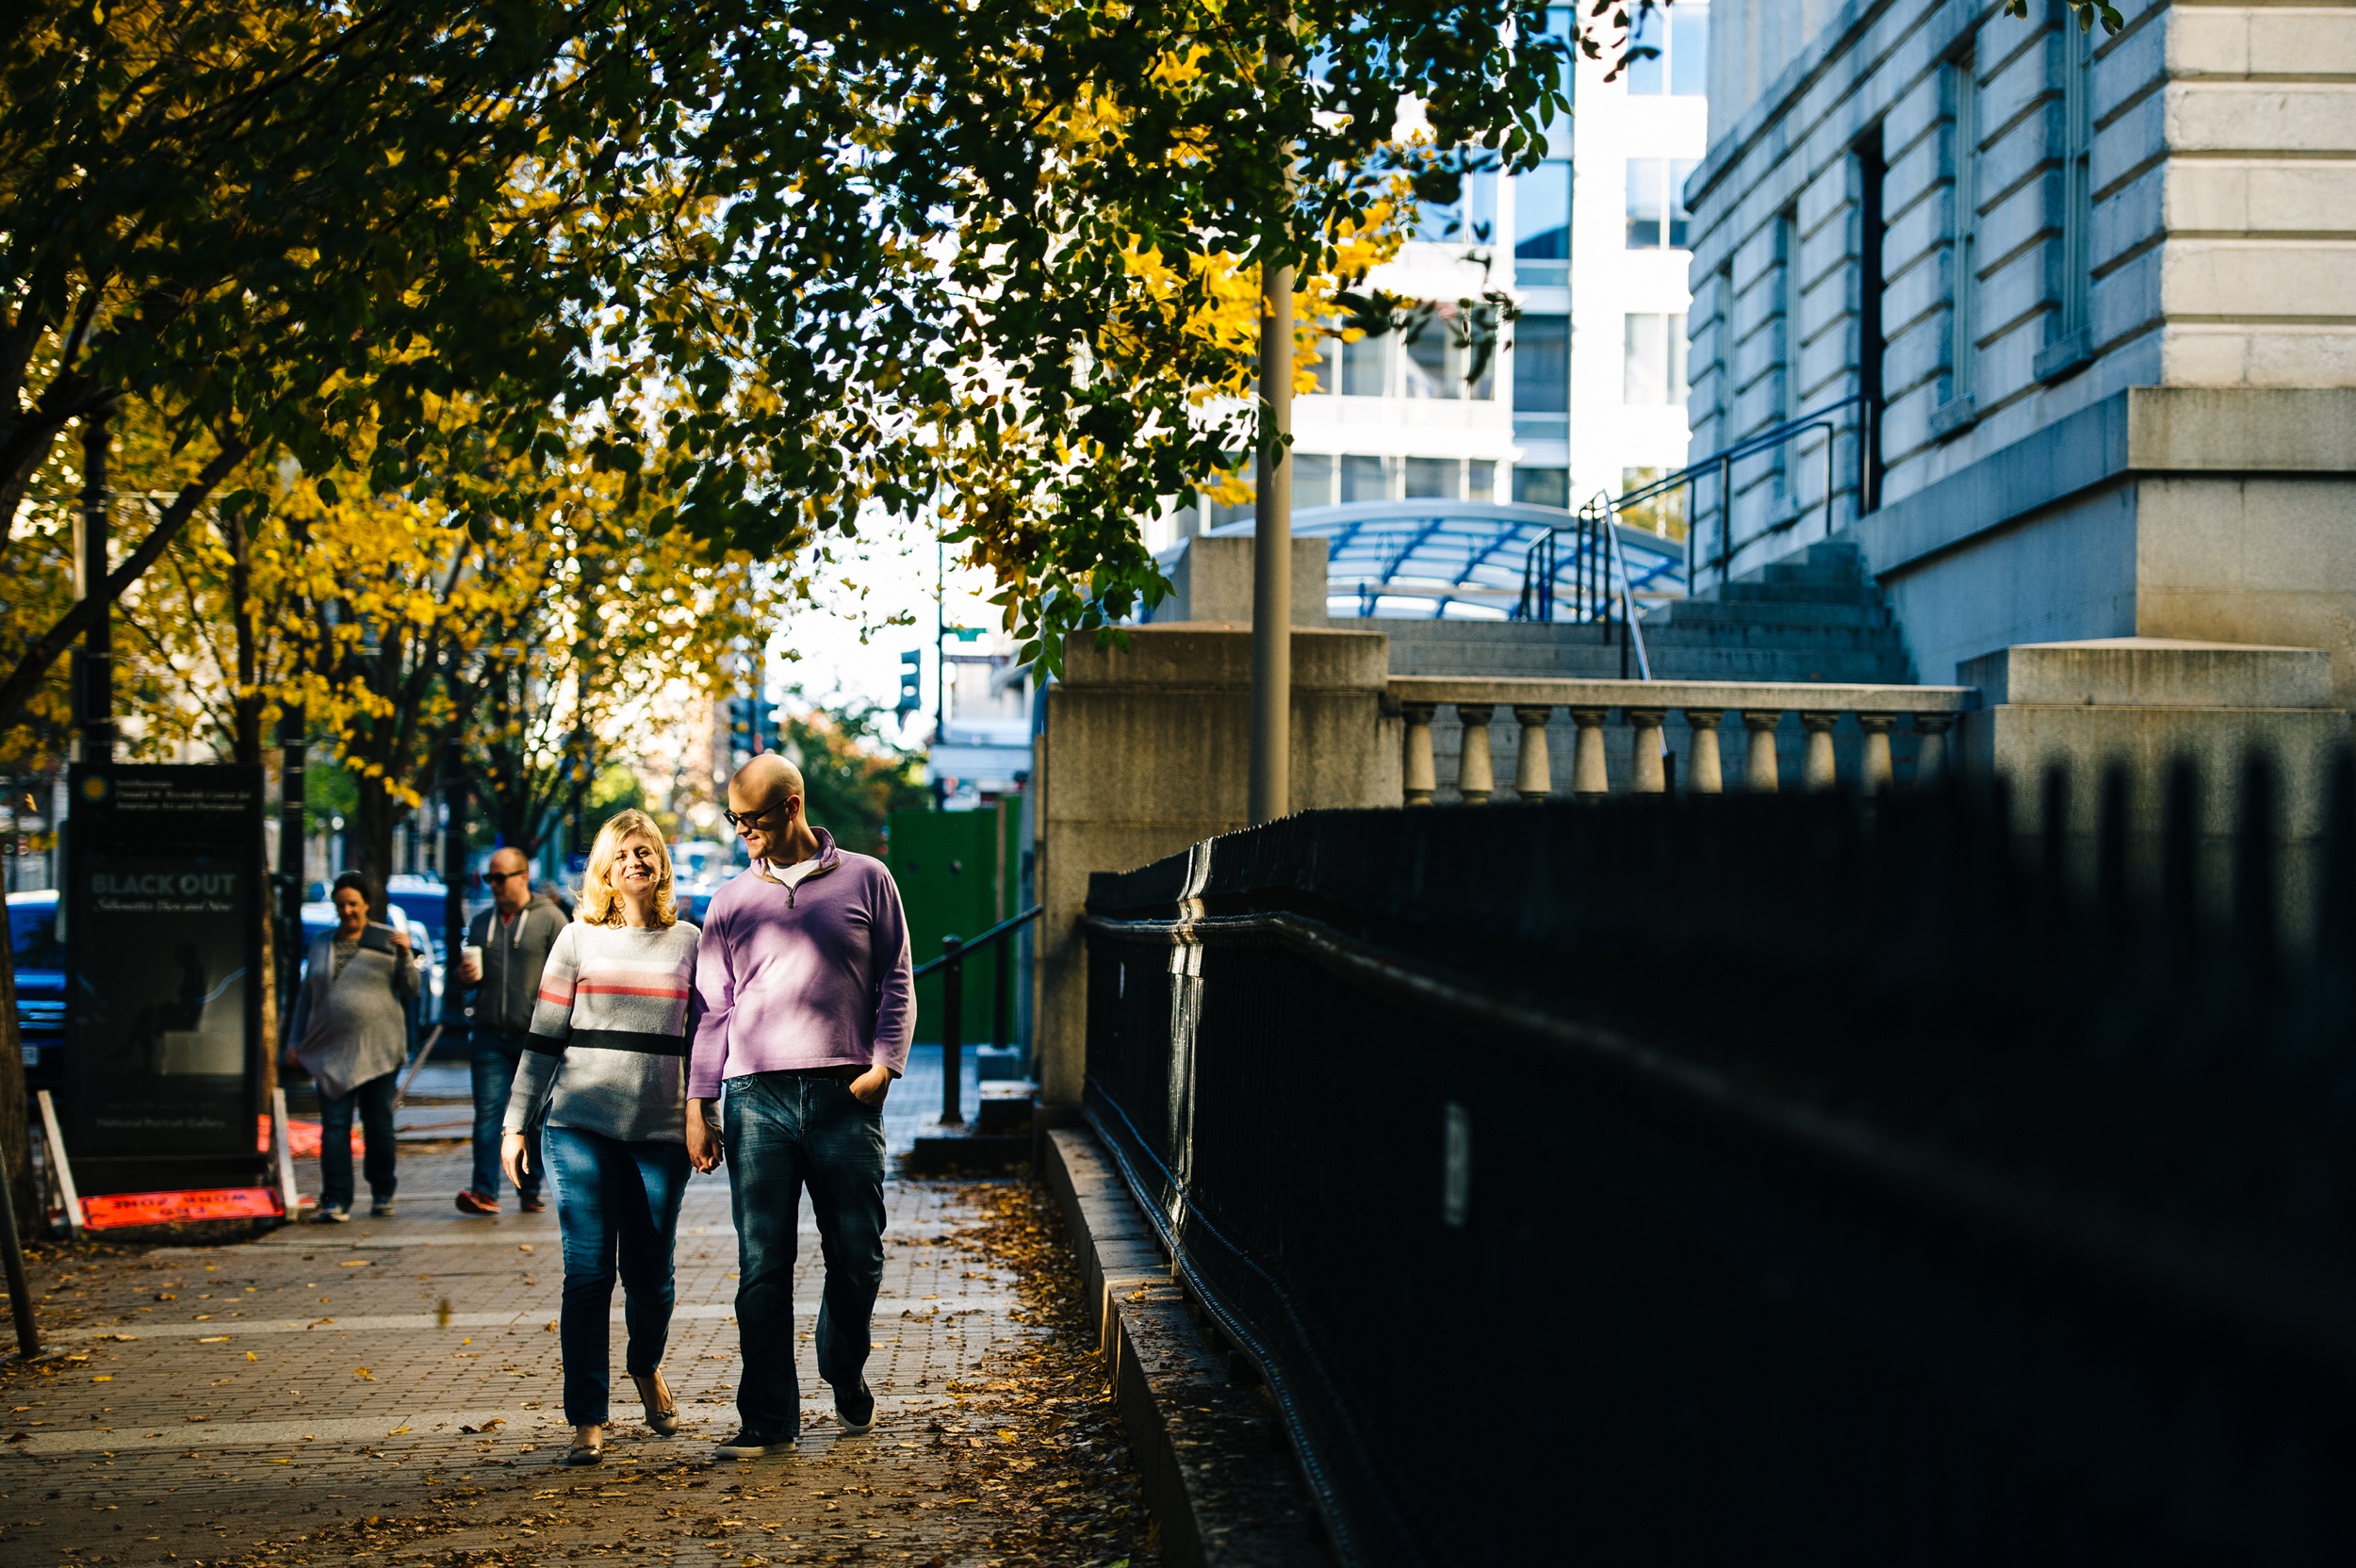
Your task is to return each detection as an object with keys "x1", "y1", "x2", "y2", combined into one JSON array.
[{"x1": 1684, "y1": 0, "x2": 2356, "y2": 584}]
